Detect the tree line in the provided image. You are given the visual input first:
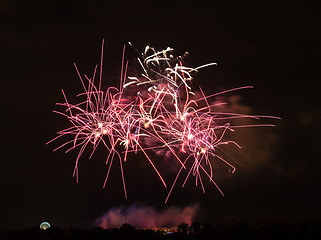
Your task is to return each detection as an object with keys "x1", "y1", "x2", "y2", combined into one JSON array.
[{"x1": 1, "y1": 217, "x2": 321, "y2": 240}]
